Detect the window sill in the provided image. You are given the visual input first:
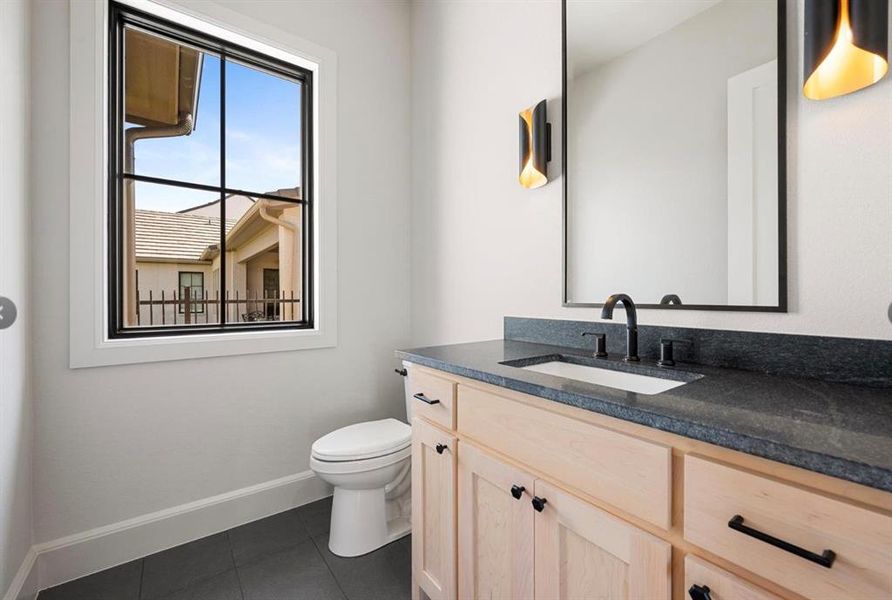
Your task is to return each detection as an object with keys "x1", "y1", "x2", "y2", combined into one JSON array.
[{"x1": 70, "y1": 326, "x2": 336, "y2": 368}]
